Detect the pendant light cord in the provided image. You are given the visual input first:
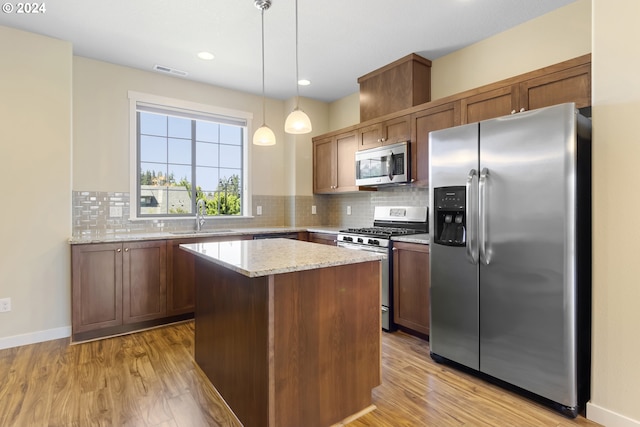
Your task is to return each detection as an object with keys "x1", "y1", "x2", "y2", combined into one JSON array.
[
  {"x1": 294, "y1": 0, "x2": 300, "y2": 108},
  {"x1": 261, "y1": 7, "x2": 266, "y2": 125}
]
